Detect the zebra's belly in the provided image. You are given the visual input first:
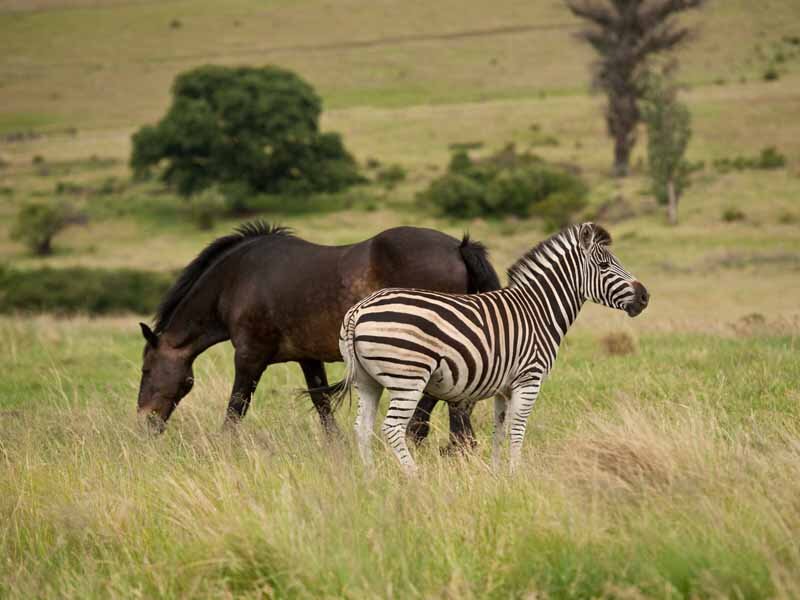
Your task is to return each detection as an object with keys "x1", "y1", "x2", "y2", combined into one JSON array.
[{"x1": 422, "y1": 365, "x2": 506, "y2": 403}]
